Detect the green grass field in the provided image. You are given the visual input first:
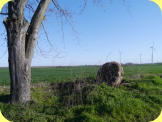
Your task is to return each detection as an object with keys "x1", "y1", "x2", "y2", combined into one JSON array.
[
  {"x1": 1, "y1": 64, "x2": 162, "y2": 85},
  {"x1": 0, "y1": 64, "x2": 162, "y2": 122},
  {"x1": 0, "y1": 66, "x2": 99, "y2": 85}
]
